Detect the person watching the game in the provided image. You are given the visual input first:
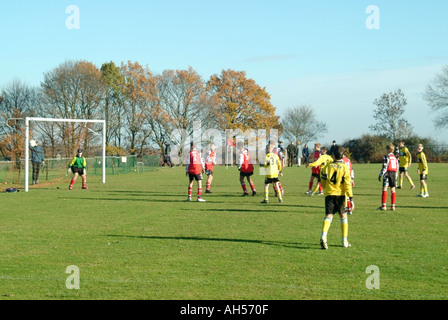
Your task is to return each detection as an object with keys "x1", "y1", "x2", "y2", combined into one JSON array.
[
  {"x1": 30, "y1": 139, "x2": 45, "y2": 185},
  {"x1": 162, "y1": 141, "x2": 173, "y2": 168}
]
